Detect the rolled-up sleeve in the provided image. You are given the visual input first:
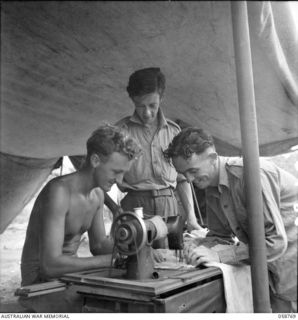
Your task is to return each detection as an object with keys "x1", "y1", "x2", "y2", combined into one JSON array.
[
  {"x1": 206, "y1": 162, "x2": 290, "y2": 265},
  {"x1": 260, "y1": 169, "x2": 288, "y2": 262},
  {"x1": 216, "y1": 170, "x2": 288, "y2": 264}
]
